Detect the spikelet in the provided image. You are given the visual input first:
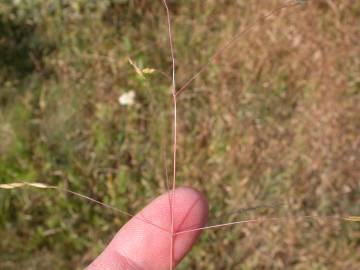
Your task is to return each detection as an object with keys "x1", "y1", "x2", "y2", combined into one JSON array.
[
  {"x1": 128, "y1": 58, "x2": 155, "y2": 78},
  {"x1": 142, "y1": 68, "x2": 156, "y2": 74},
  {"x1": 0, "y1": 182, "x2": 54, "y2": 189},
  {"x1": 343, "y1": 216, "x2": 360, "y2": 222}
]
